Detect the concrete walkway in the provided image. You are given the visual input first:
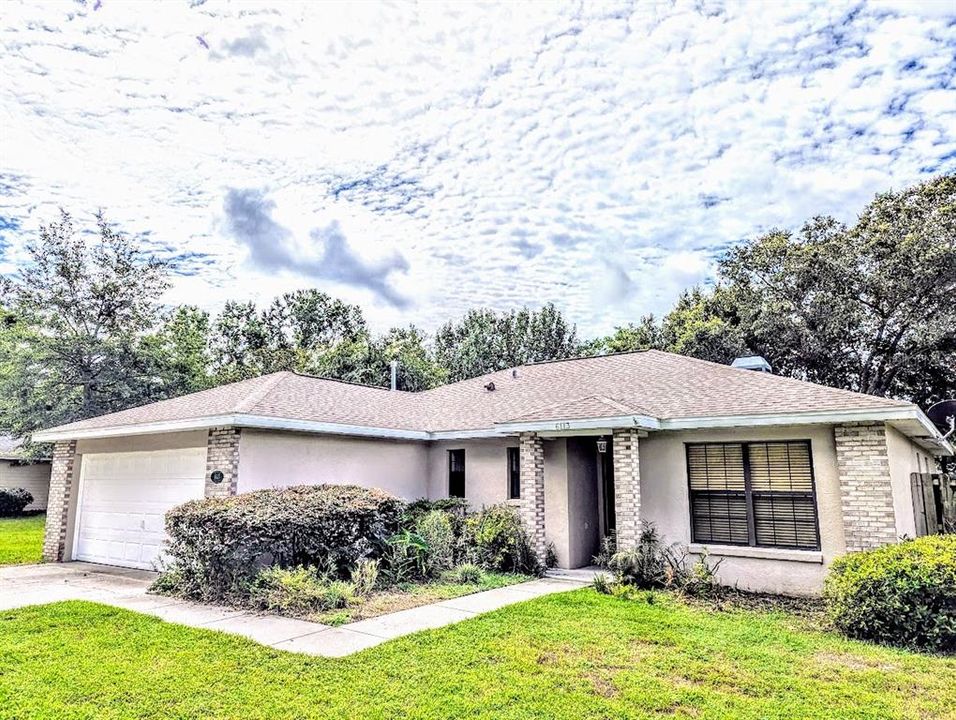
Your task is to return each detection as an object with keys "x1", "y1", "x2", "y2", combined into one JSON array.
[{"x1": 0, "y1": 562, "x2": 590, "y2": 657}]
